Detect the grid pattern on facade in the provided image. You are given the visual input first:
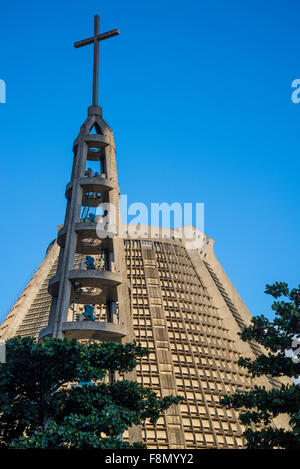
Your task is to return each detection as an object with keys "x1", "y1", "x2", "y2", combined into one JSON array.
[
  {"x1": 1, "y1": 238, "x2": 264, "y2": 449},
  {"x1": 203, "y1": 261, "x2": 260, "y2": 351},
  {"x1": 15, "y1": 260, "x2": 59, "y2": 338},
  {"x1": 123, "y1": 239, "x2": 253, "y2": 449},
  {"x1": 203, "y1": 260, "x2": 282, "y2": 390},
  {"x1": 123, "y1": 239, "x2": 167, "y2": 447}
]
